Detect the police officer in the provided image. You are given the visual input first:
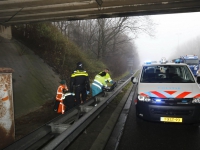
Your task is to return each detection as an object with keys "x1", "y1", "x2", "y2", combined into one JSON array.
[{"x1": 70, "y1": 62, "x2": 90, "y2": 105}]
